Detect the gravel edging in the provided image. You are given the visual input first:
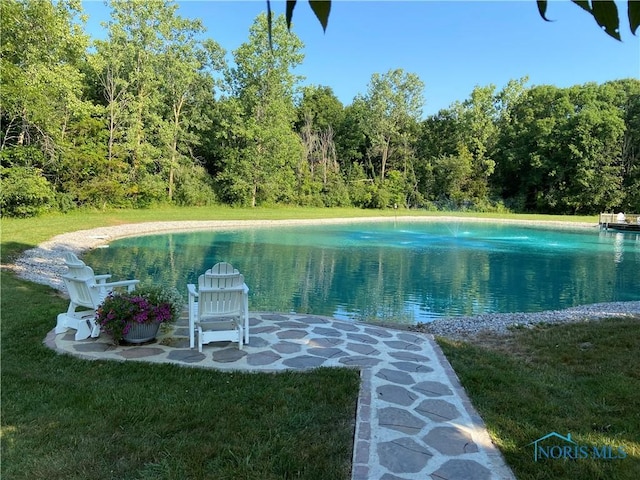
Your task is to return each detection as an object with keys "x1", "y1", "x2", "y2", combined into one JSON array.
[
  {"x1": 7, "y1": 217, "x2": 639, "y2": 339},
  {"x1": 413, "y1": 302, "x2": 640, "y2": 340}
]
